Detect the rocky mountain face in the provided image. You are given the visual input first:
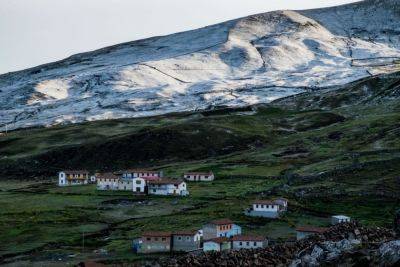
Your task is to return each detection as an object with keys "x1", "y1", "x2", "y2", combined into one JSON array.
[{"x1": 1, "y1": 0, "x2": 399, "y2": 130}]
